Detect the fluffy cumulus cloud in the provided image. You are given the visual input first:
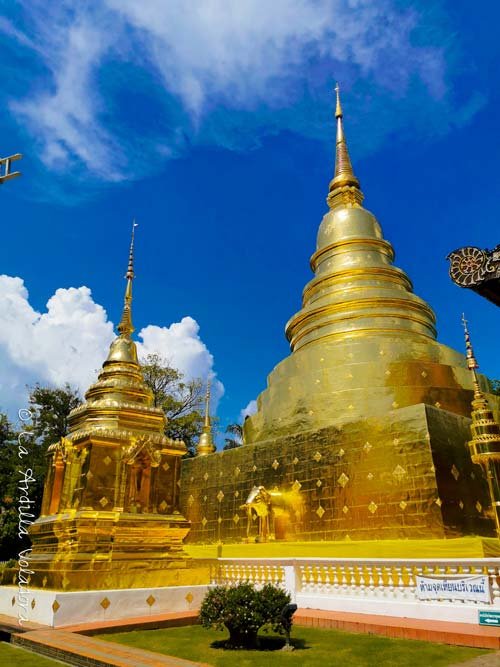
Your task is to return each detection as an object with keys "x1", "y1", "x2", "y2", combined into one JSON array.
[
  {"x1": 240, "y1": 399, "x2": 258, "y2": 422},
  {"x1": 0, "y1": 275, "x2": 223, "y2": 417},
  {"x1": 0, "y1": 0, "x2": 480, "y2": 185}
]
